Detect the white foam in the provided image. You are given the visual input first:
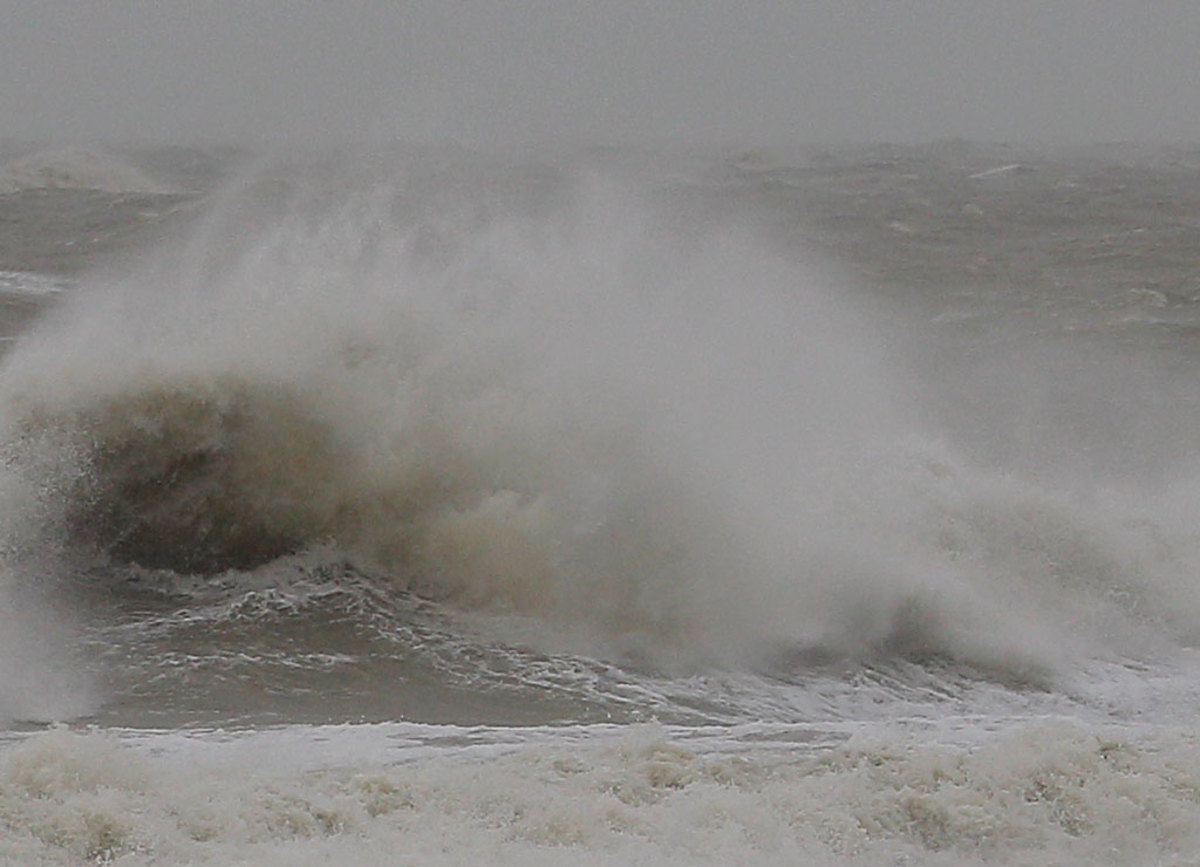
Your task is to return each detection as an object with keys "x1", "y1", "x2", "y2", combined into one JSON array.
[
  {"x1": 968, "y1": 163, "x2": 1025, "y2": 180},
  {"x1": 1, "y1": 718, "x2": 1198, "y2": 865},
  {"x1": 0, "y1": 271, "x2": 72, "y2": 297}
]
